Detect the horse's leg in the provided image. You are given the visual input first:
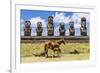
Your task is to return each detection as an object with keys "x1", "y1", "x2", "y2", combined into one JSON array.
[
  {"x1": 44, "y1": 44, "x2": 48, "y2": 58},
  {"x1": 46, "y1": 50, "x2": 48, "y2": 57},
  {"x1": 45, "y1": 49, "x2": 48, "y2": 58},
  {"x1": 53, "y1": 50, "x2": 55, "y2": 57},
  {"x1": 57, "y1": 50, "x2": 59, "y2": 57},
  {"x1": 58, "y1": 48, "x2": 61, "y2": 57}
]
